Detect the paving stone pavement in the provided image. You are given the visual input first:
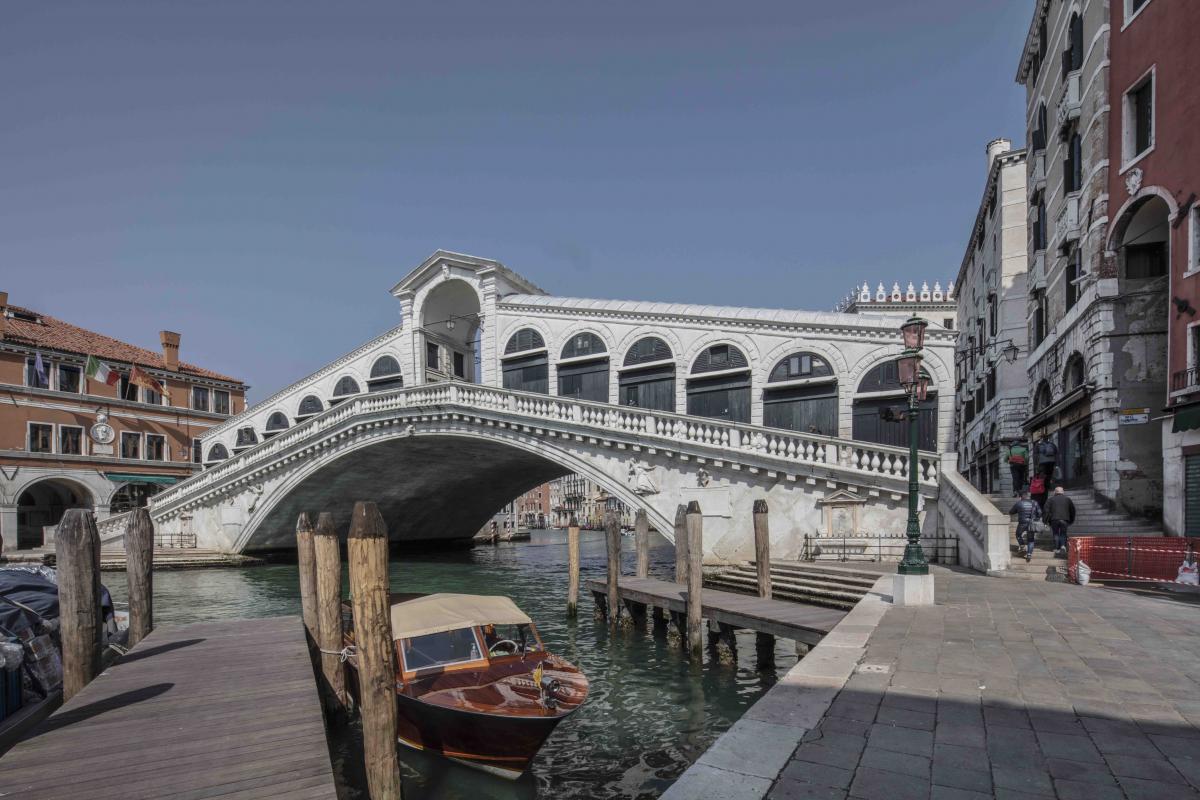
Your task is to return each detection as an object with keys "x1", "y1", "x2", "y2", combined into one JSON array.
[{"x1": 769, "y1": 570, "x2": 1200, "y2": 800}]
